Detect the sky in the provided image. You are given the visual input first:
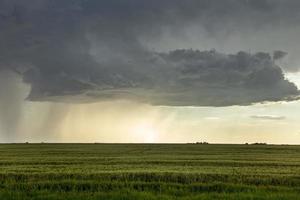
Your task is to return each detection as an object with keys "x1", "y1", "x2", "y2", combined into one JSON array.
[{"x1": 1, "y1": 0, "x2": 300, "y2": 144}]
